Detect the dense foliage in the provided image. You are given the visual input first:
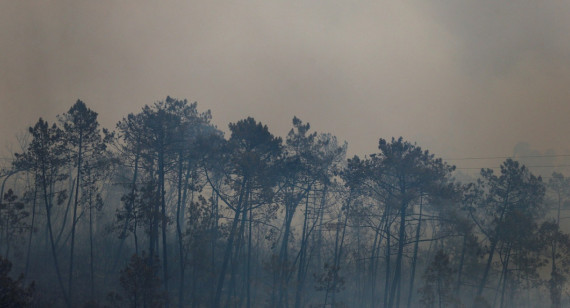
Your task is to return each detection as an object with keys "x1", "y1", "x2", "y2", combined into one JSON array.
[{"x1": 1, "y1": 98, "x2": 568, "y2": 308}]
